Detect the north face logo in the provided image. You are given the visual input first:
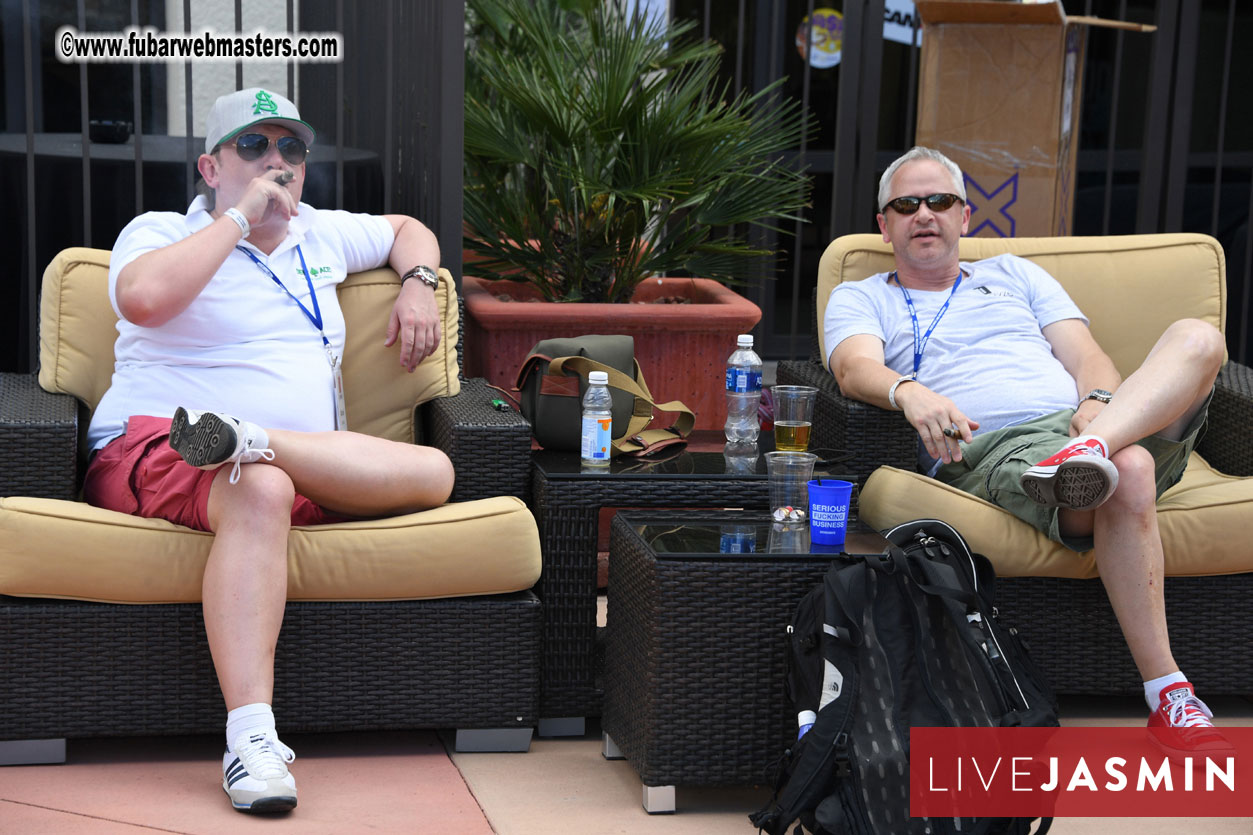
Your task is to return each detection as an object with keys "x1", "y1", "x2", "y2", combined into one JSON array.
[
  {"x1": 253, "y1": 90, "x2": 278, "y2": 115},
  {"x1": 821, "y1": 659, "x2": 844, "y2": 707}
]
